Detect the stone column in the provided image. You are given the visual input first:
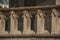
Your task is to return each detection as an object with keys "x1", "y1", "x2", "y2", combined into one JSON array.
[
  {"x1": 23, "y1": 10, "x2": 35, "y2": 34},
  {"x1": 0, "y1": 12, "x2": 8, "y2": 34},
  {"x1": 36, "y1": 10, "x2": 49, "y2": 35},
  {"x1": 10, "y1": 11, "x2": 21, "y2": 34},
  {"x1": 51, "y1": 9, "x2": 59, "y2": 34}
]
